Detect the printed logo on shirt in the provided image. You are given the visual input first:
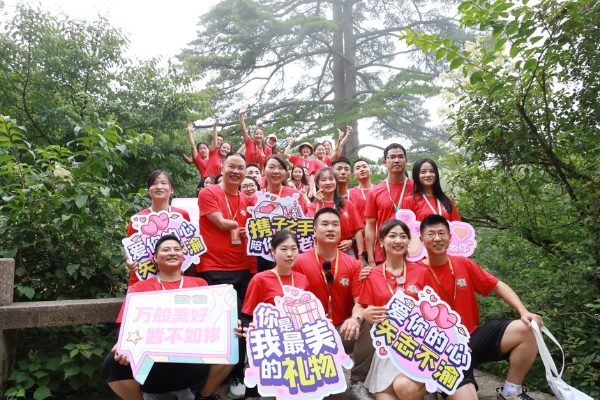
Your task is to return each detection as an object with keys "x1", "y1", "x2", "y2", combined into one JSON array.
[
  {"x1": 240, "y1": 210, "x2": 247, "y2": 217},
  {"x1": 456, "y1": 277, "x2": 467, "y2": 288},
  {"x1": 339, "y1": 277, "x2": 350, "y2": 286},
  {"x1": 343, "y1": 211, "x2": 349, "y2": 219},
  {"x1": 406, "y1": 284, "x2": 418, "y2": 293}
]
